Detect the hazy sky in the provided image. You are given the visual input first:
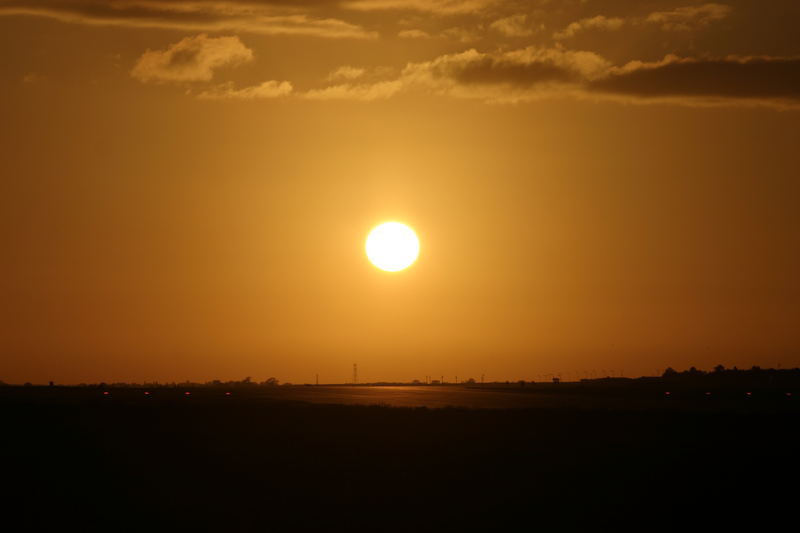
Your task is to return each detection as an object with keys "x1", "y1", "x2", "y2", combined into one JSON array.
[{"x1": 1, "y1": 0, "x2": 799, "y2": 384}]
